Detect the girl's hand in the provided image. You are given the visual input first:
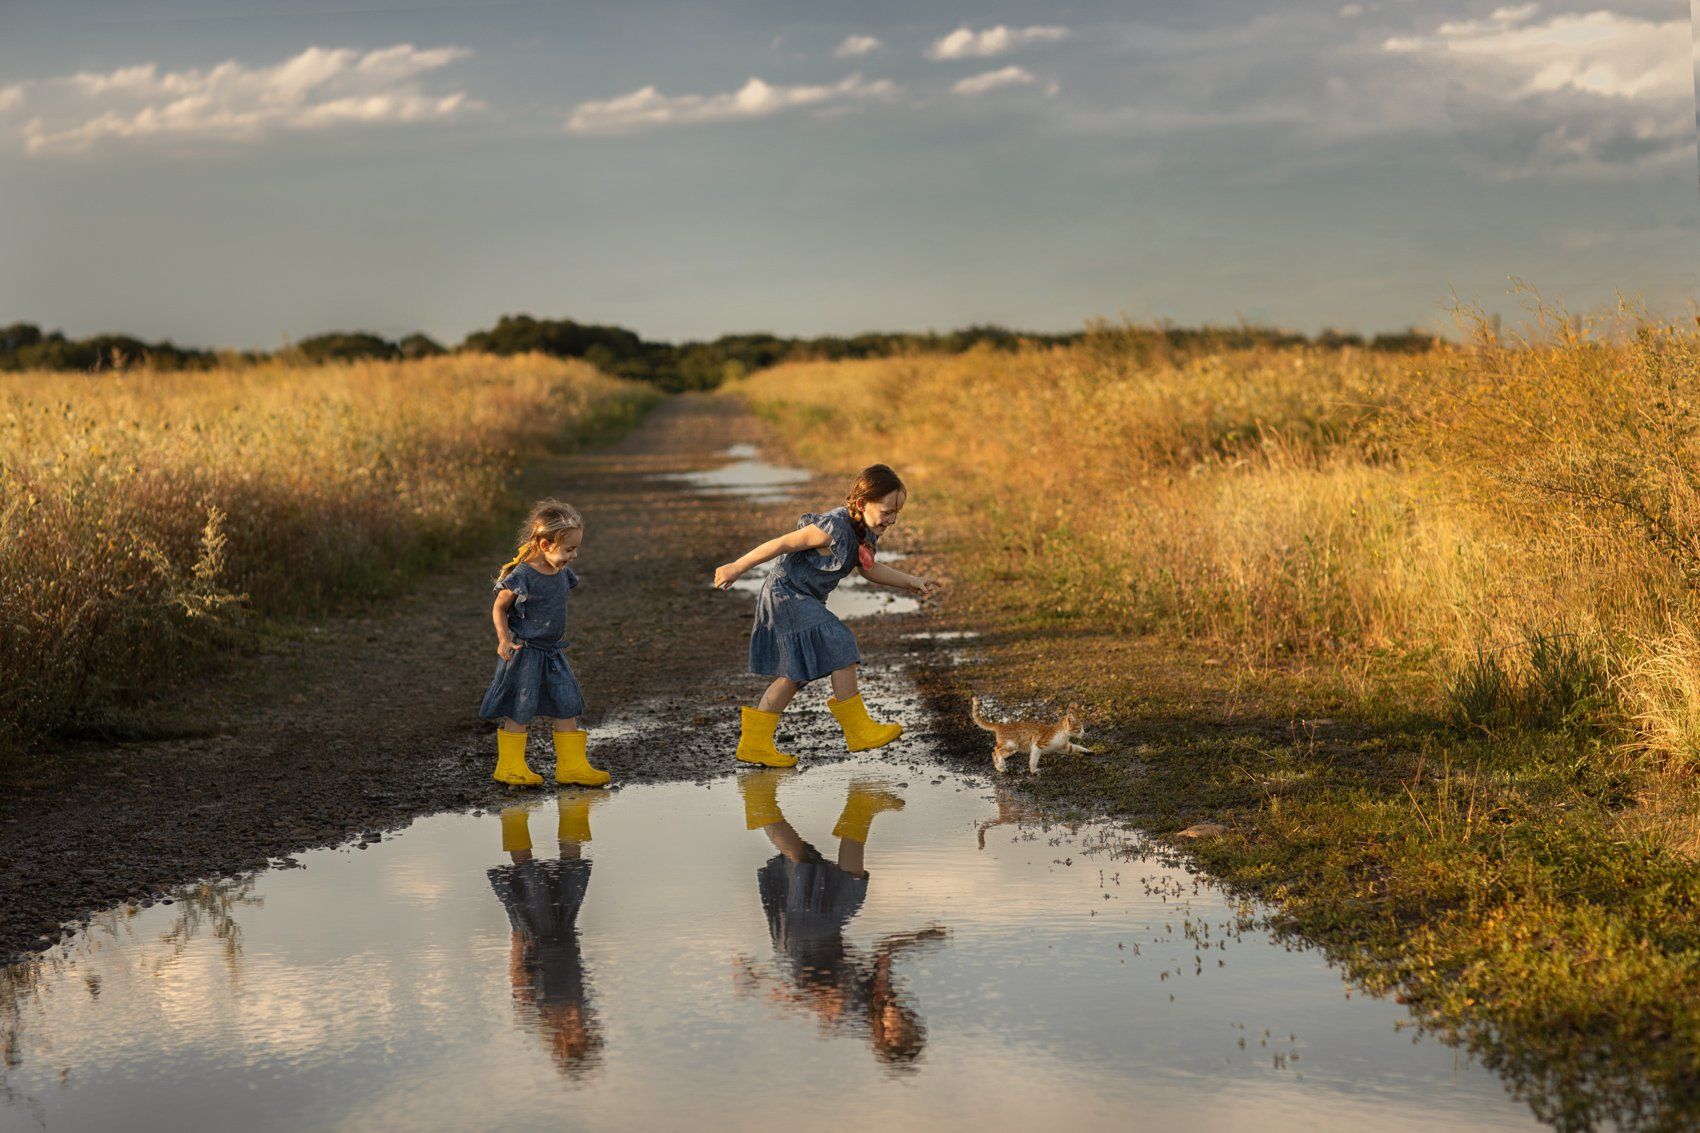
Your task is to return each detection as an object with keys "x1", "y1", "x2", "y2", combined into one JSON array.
[
  {"x1": 911, "y1": 577, "x2": 943, "y2": 599},
  {"x1": 712, "y1": 562, "x2": 744, "y2": 590},
  {"x1": 497, "y1": 637, "x2": 521, "y2": 661}
]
